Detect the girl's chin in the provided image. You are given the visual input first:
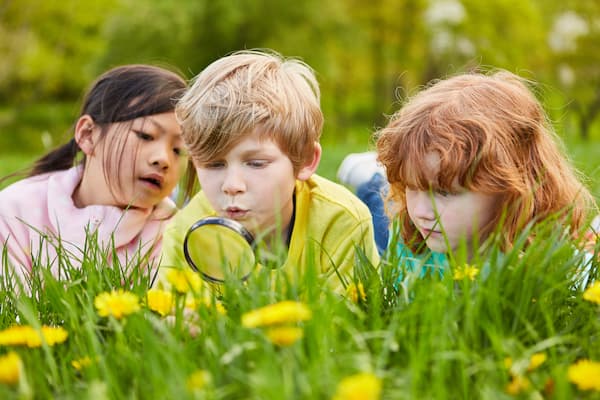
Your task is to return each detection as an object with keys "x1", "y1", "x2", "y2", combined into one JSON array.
[{"x1": 424, "y1": 239, "x2": 450, "y2": 254}]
